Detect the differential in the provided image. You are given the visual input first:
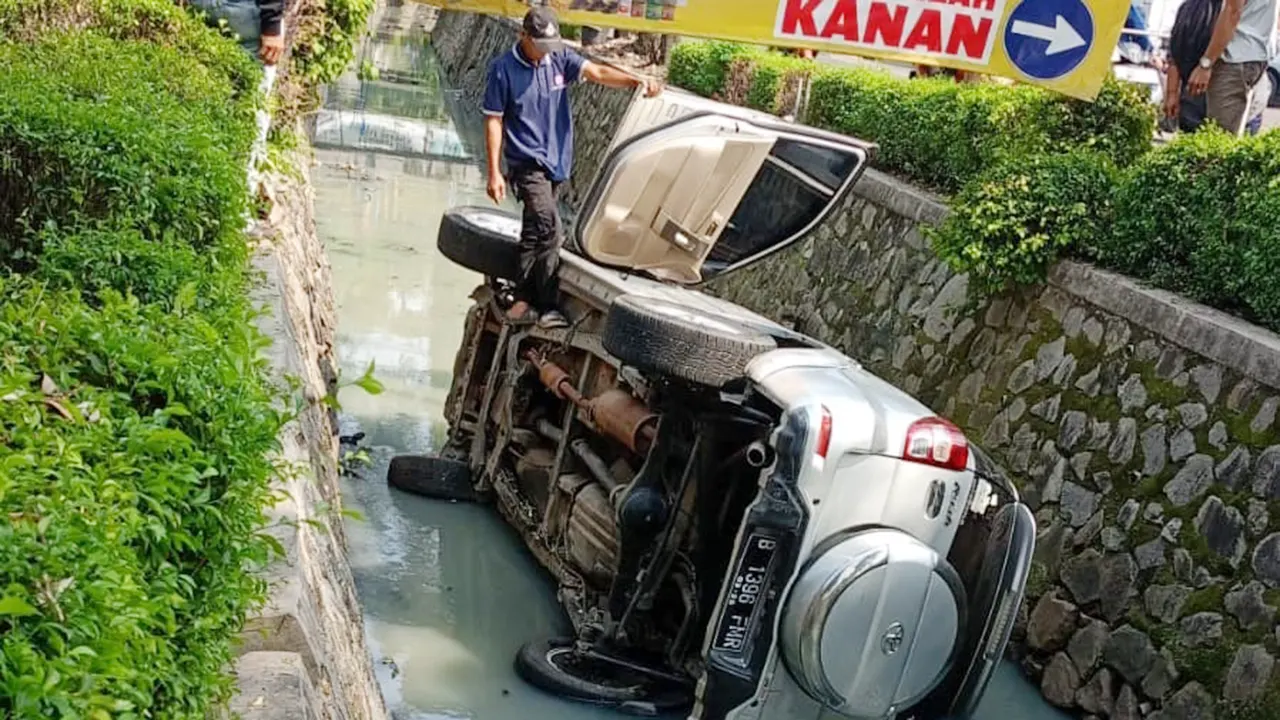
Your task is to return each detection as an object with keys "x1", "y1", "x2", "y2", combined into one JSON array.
[{"x1": 779, "y1": 529, "x2": 965, "y2": 719}]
